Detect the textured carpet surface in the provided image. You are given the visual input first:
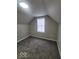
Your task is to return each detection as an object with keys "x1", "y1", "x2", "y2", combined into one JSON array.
[{"x1": 17, "y1": 36, "x2": 60, "y2": 59}]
